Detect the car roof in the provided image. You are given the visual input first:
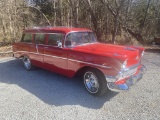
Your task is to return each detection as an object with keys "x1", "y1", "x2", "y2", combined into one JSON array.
[{"x1": 23, "y1": 27, "x2": 92, "y2": 34}]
